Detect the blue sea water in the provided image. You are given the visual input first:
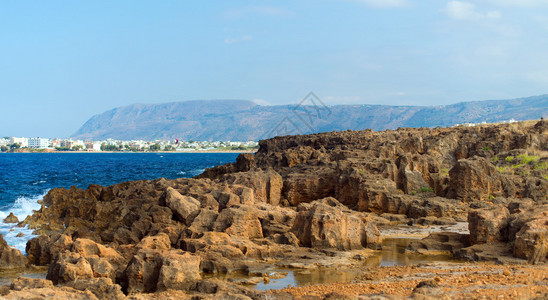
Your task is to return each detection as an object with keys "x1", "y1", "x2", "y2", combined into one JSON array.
[{"x1": 0, "y1": 152, "x2": 239, "y2": 253}]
